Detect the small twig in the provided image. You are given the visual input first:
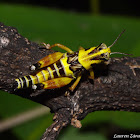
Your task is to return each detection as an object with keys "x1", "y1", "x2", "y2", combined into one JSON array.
[{"x1": 0, "y1": 106, "x2": 50, "y2": 132}]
